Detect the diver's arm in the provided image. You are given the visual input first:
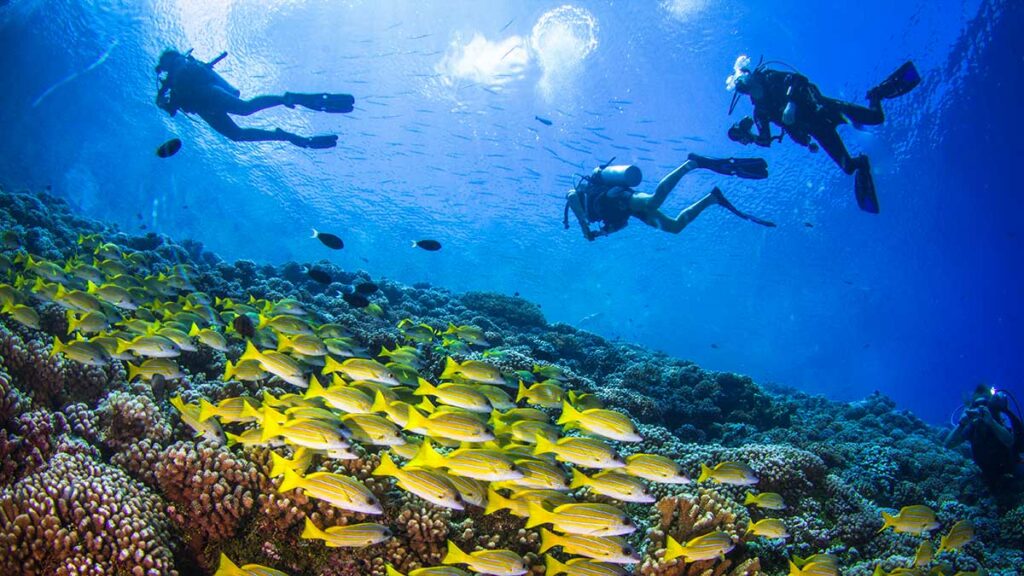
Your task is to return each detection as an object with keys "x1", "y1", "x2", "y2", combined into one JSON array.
[
  {"x1": 944, "y1": 419, "x2": 969, "y2": 449},
  {"x1": 981, "y1": 410, "x2": 1015, "y2": 448},
  {"x1": 752, "y1": 110, "x2": 774, "y2": 147},
  {"x1": 567, "y1": 190, "x2": 596, "y2": 241}
]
